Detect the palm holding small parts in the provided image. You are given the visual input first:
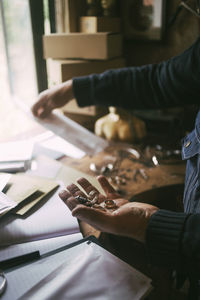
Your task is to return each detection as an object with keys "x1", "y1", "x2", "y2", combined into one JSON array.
[{"x1": 59, "y1": 175, "x2": 158, "y2": 243}]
